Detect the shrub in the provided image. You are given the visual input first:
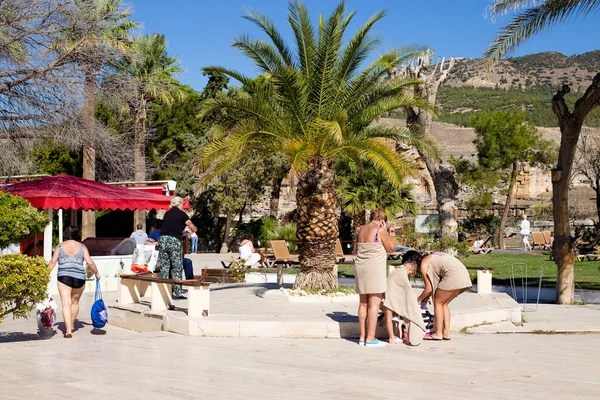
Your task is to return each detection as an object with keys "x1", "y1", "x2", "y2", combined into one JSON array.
[
  {"x1": 461, "y1": 214, "x2": 502, "y2": 238},
  {"x1": 227, "y1": 259, "x2": 249, "y2": 283},
  {"x1": 0, "y1": 254, "x2": 50, "y2": 322},
  {"x1": 262, "y1": 220, "x2": 297, "y2": 253},
  {"x1": 402, "y1": 225, "x2": 470, "y2": 258},
  {"x1": 0, "y1": 192, "x2": 49, "y2": 249}
]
